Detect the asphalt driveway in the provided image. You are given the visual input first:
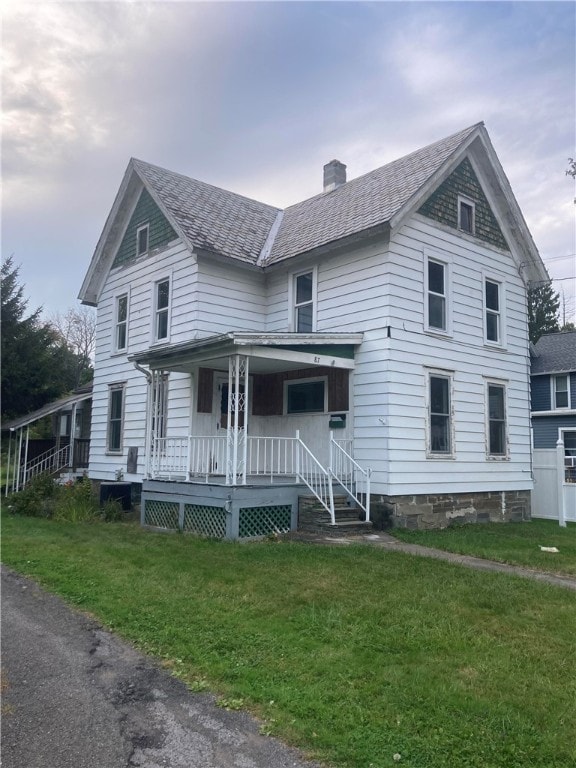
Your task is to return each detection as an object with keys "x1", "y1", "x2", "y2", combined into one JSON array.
[{"x1": 1, "y1": 565, "x2": 319, "y2": 768}]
